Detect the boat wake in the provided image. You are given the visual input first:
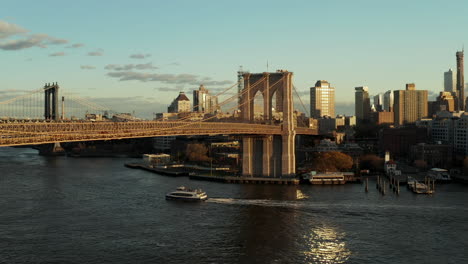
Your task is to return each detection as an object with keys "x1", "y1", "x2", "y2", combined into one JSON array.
[
  {"x1": 207, "y1": 198, "x2": 307, "y2": 208},
  {"x1": 206, "y1": 198, "x2": 467, "y2": 212}
]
